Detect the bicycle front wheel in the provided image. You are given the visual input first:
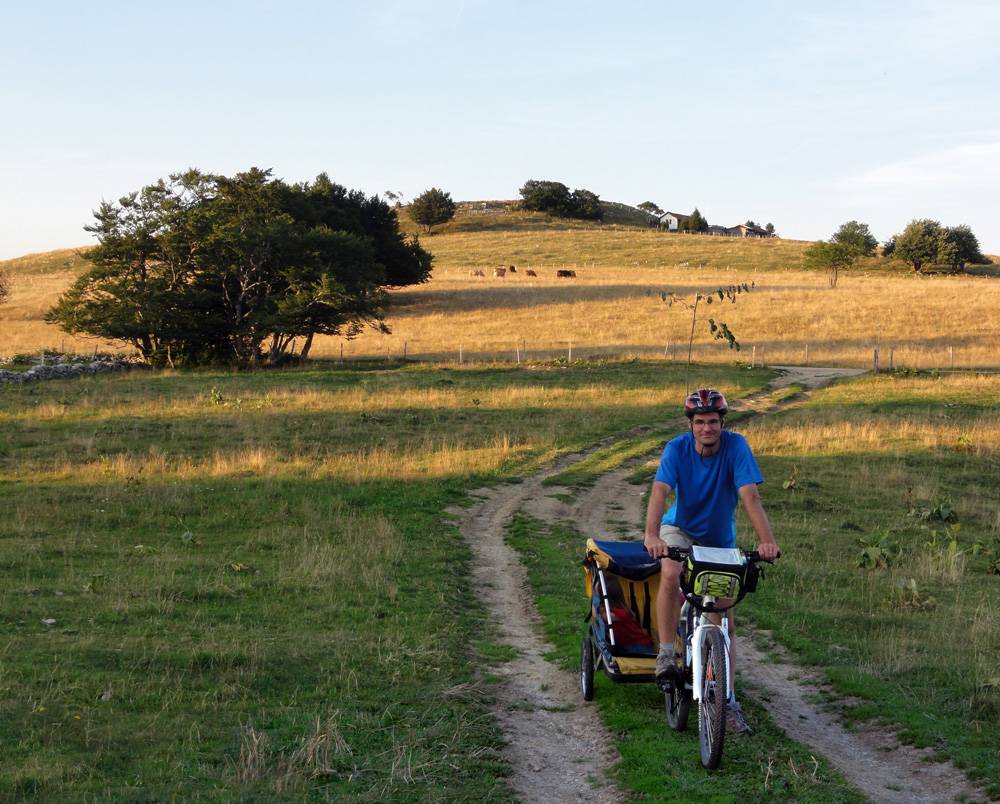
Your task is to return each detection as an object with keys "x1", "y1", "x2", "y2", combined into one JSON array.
[{"x1": 697, "y1": 628, "x2": 728, "y2": 769}]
